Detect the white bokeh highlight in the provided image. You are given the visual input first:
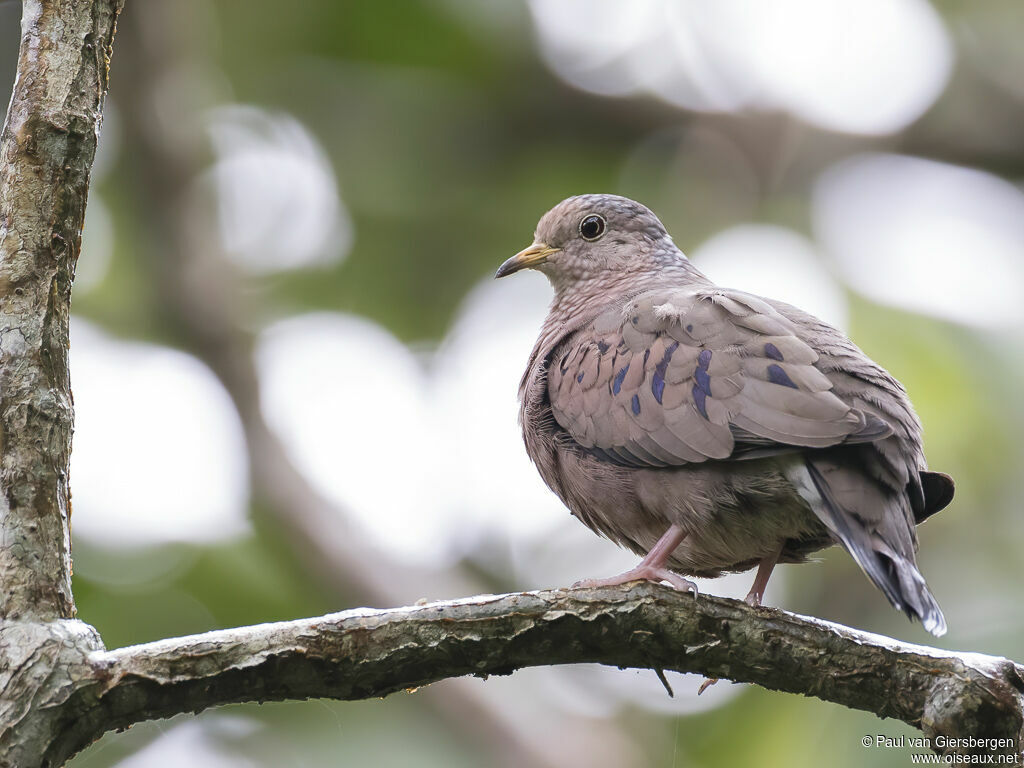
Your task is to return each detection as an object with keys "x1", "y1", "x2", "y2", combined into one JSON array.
[
  {"x1": 527, "y1": 0, "x2": 952, "y2": 135},
  {"x1": 205, "y1": 105, "x2": 352, "y2": 273},
  {"x1": 690, "y1": 224, "x2": 849, "y2": 331},
  {"x1": 255, "y1": 282, "x2": 588, "y2": 569},
  {"x1": 257, "y1": 313, "x2": 447, "y2": 565},
  {"x1": 814, "y1": 153, "x2": 1024, "y2": 327},
  {"x1": 727, "y1": 0, "x2": 952, "y2": 134},
  {"x1": 70, "y1": 319, "x2": 250, "y2": 545},
  {"x1": 255, "y1": 279, "x2": 640, "y2": 569},
  {"x1": 432, "y1": 273, "x2": 569, "y2": 544},
  {"x1": 112, "y1": 716, "x2": 258, "y2": 768}
]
